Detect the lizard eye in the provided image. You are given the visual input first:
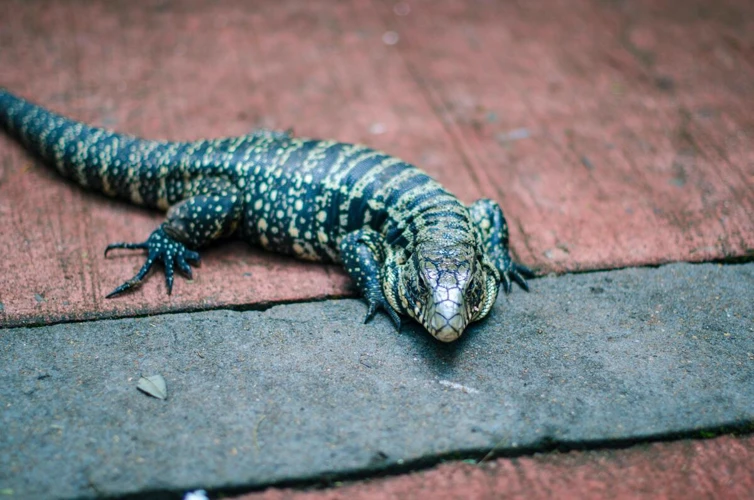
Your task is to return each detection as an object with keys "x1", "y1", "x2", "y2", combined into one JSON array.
[
  {"x1": 475, "y1": 255, "x2": 486, "y2": 272},
  {"x1": 415, "y1": 277, "x2": 425, "y2": 296},
  {"x1": 411, "y1": 272, "x2": 429, "y2": 299}
]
